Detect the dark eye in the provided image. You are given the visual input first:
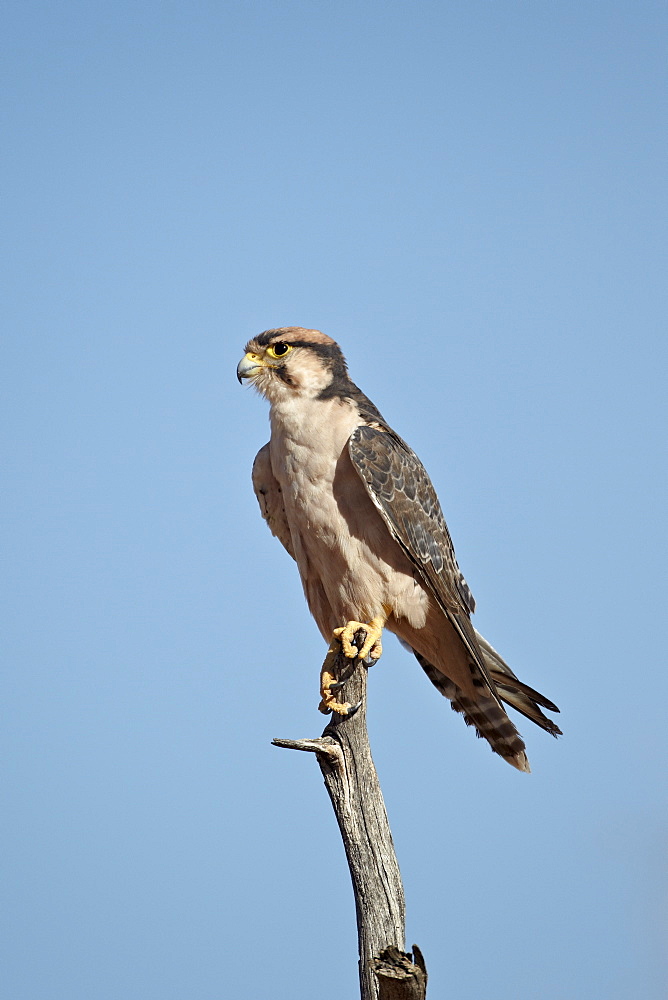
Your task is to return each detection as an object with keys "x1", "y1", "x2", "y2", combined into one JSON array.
[{"x1": 271, "y1": 343, "x2": 290, "y2": 357}]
